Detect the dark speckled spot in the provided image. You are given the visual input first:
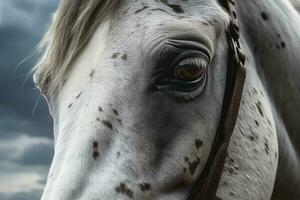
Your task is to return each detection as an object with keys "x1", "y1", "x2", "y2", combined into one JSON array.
[
  {"x1": 117, "y1": 119, "x2": 122, "y2": 125},
  {"x1": 256, "y1": 101, "x2": 264, "y2": 117},
  {"x1": 112, "y1": 53, "x2": 120, "y2": 58},
  {"x1": 93, "y1": 141, "x2": 99, "y2": 160},
  {"x1": 261, "y1": 12, "x2": 268, "y2": 20},
  {"x1": 184, "y1": 157, "x2": 189, "y2": 162},
  {"x1": 226, "y1": 166, "x2": 237, "y2": 175},
  {"x1": 113, "y1": 109, "x2": 119, "y2": 116},
  {"x1": 248, "y1": 135, "x2": 255, "y2": 141},
  {"x1": 228, "y1": 157, "x2": 234, "y2": 163},
  {"x1": 122, "y1": 54, "x2": 128, "y2": 60},
  {"x1": 139, "y1": 183, "x2": 151, "y2": 192},
  {"x1": 93, "y1": 141, "x2": 98, "y2": 148},
  {"x1": 222, "y1": 181, "x2": 228, "y2": 186},
  {"x1": 184, "y1": 157, "x2": 201, "y2": 175},
  {"x1": 93, "y1": 151, "x2": 99, "y2": 160},
  {"x1": 276, "y1": 44, "x2": 280, "y2": 49},
  {"x1": 102, "y1": 120, "x2": 113, "y2": 130},
  {"x1": 89, "y1": 70, "x2": 95, "y2": 78},
  {"x1": 115, "y1": 183, "x2": 133, "y2": 198},
  {"x1": 98, "y1": 106, "x2": 103, "y2": 112},
  {"x1": 195, "y1": 139, "x2": 203, "y2": 149},
  {"x1": 281, "y1": 41, "x2": 286, "y2": 48},
  {"x1": 265, "y1": 142, "x2": 270, "y2": 155},
  {"x1": 76, "y1": 92, "x2": 82, "y2": 99},
  {"x1": 189, "y1": 157, "x2": 200, "y2": 175}
]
